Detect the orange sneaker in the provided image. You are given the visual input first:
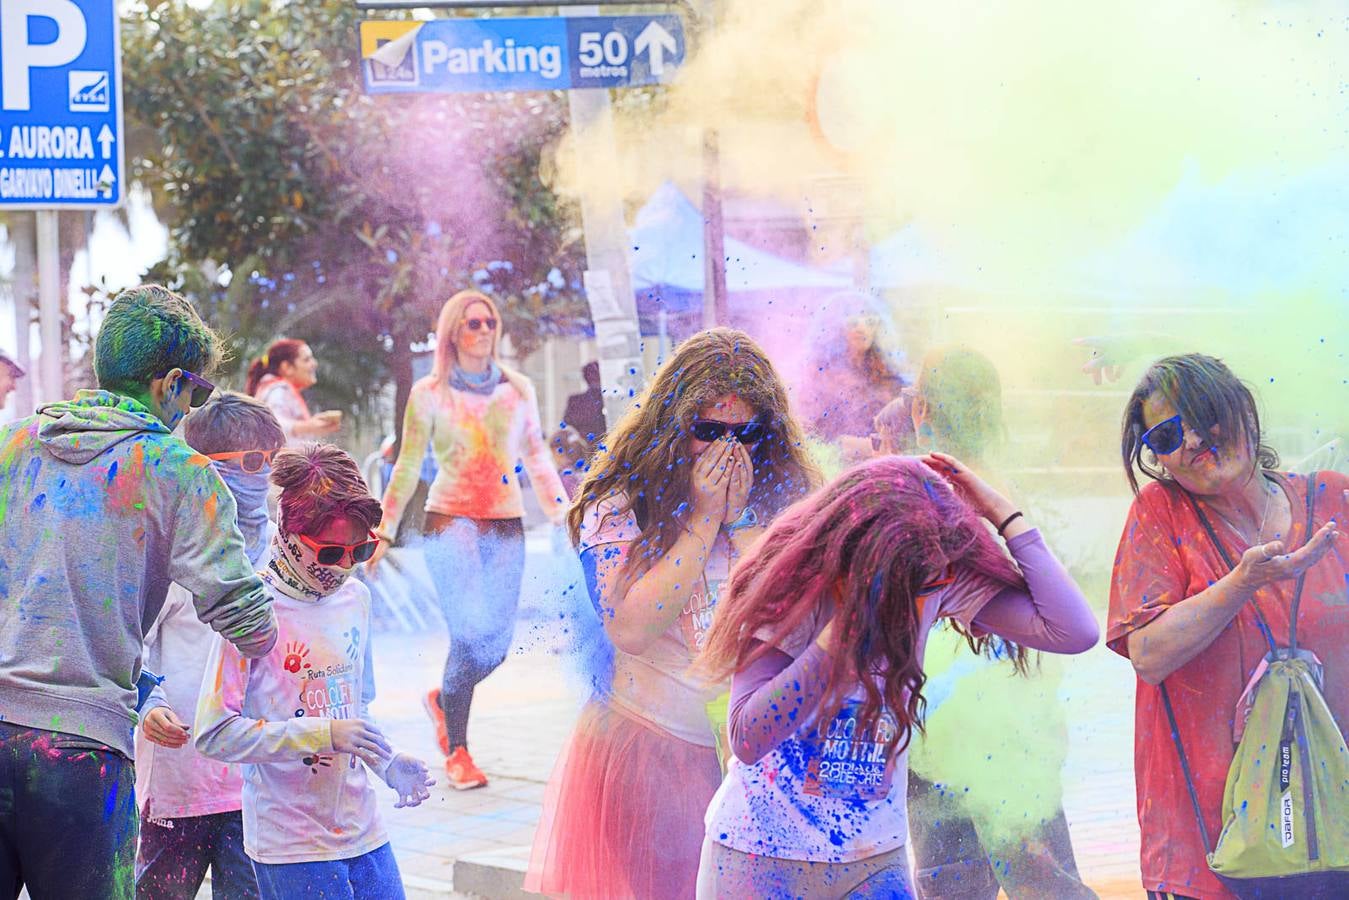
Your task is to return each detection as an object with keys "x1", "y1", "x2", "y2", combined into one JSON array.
[
  {"x1": 422, "y1": 689, "x2": 449, "y2": 756},
  {"x1": 445, "y1": 746, "x2": 488, "y2": 790}
]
